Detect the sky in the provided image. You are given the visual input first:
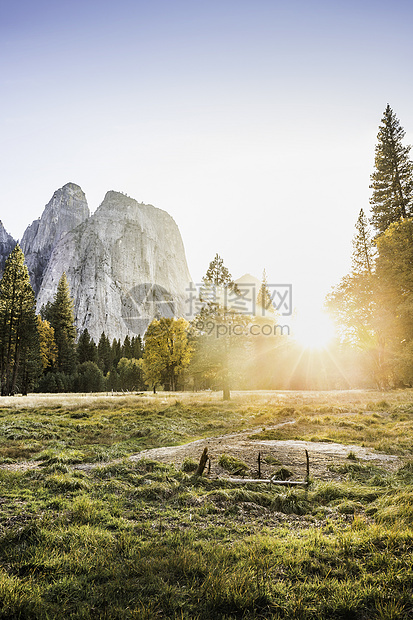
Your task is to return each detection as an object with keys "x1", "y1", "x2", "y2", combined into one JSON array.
[{"x1": 2, "y1": 0, "x2": 413, "y2": 327}]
